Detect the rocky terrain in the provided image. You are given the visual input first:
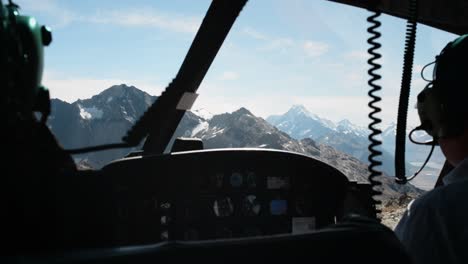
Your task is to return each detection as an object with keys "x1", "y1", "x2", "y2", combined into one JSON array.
[{"x1": 380, "y1": 194, "x2": 414, "y2": 230}]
